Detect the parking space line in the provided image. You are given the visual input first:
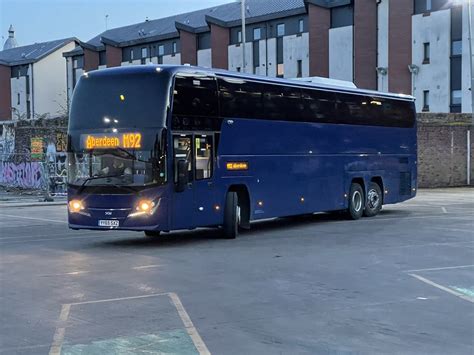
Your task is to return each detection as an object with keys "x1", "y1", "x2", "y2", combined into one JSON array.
[
  {"x1": 441, "y1": 207, "x2": 448, "y2": 213},
  {"x1": 49, "y1": 292, "x2": 210, "y2": 355},
  {"x1": 409, "y1": 273, "x2": 474, "y2": 304},
  {"x1": 49, "y1": 304, "x2": 71, "y2": 355},
  {"x1": 0, "y1": 213, "x2": 66, "y2": 224},
  {"x1": 169, "y1": 292, "x2": 211, "y2": 355},
  {"x1": 405, "y1": 265, "x2": 474, "y2": 273}
]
